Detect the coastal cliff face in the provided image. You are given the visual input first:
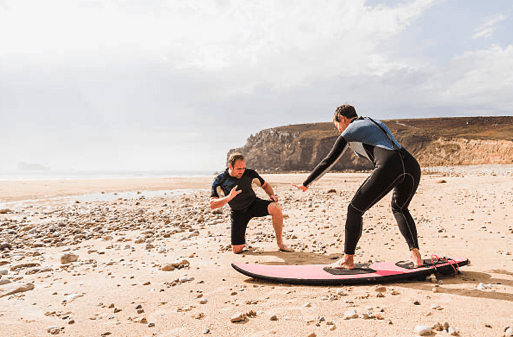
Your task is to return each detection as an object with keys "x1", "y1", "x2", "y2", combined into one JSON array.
[{"x1": 228, "y1": 117, "x2": 513, "y2": 172}]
